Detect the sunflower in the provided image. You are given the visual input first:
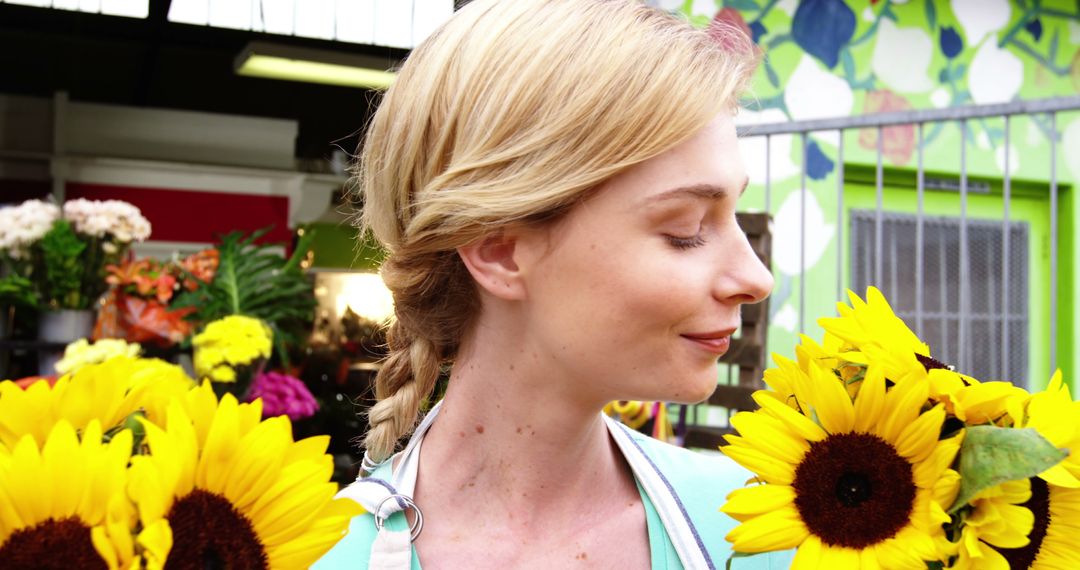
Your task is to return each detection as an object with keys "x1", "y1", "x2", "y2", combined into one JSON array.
[
  {"x1": 926, "y1": 368, "x2": 1028, "y2": 427},
  {"x1": 0, "y1": 356, "x2": 193, "y2": 450},
  {"x1": 950, "y1": 479, "x2": 1034, "y2": 569},
  {"x1": 1013, "y1": 371, "x2": 1080, "y2": 487},
  {"x1": 818, "y1": 287, "x2": 934, "y2": 385},
  {"x1": 0, "y1": 419, "x2": 136, "y2": 569},
  {"x1": 721, "y1": 360, "x2": 960, "y2": 568},
  {"x1": 127, "y1": 382, "x2": 361, "y2": 569},
  {"x1": 984, "y1": 371, "x2": 1080, "y2": 569}
]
